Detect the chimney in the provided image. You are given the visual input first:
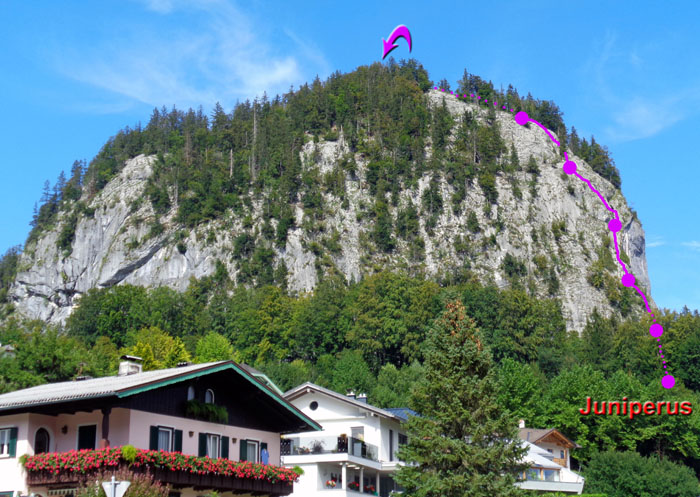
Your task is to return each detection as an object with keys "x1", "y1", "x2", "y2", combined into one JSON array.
[
  {"x1": 346, "y1": 389, "x2": 356, "y2": 400},
  {"x1": 518, "y1": 419, "x2": 526, "y2": 429},
  {"x1": 357, "y1": 393, "x2": 368, "y2": 404},
  {"x1": 118, "y1": 355, "x2": 143, "y2": 376}
]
